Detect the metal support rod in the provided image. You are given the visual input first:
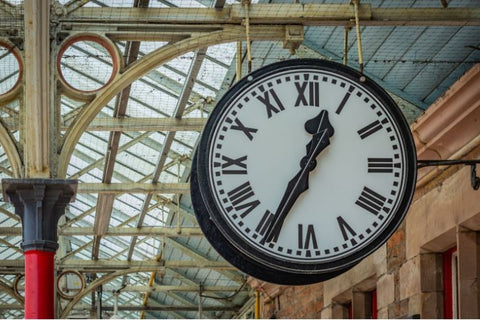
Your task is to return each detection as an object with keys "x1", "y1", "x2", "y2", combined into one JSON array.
[
  {"x1": 236, "y1": 41, "x2": 242, "y2": 81},
  {"x1": 243, "y1": 1, "x2": 252, "y2": 73},
  {"x1": 417, "y1": 159, "x2": 480, "y2": 190},
  {"x1": 343, "y1": 26, "x2": 349, "y2": 65},
  {"x1": 352, "y1": 0, "x2": 364, "y2": 73},
  {"x1": 198, "y1": 283, "x2": 204, "y2": 319},
  {"x1": 97, "y1": 285, "x2": 103, "y2": 319},
  {"x1": 255, "y1": 290, "x2": 260, "y2": 319},
  {"x1": 112, "y1": 293, "x2": 119, "y2": 318}
]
